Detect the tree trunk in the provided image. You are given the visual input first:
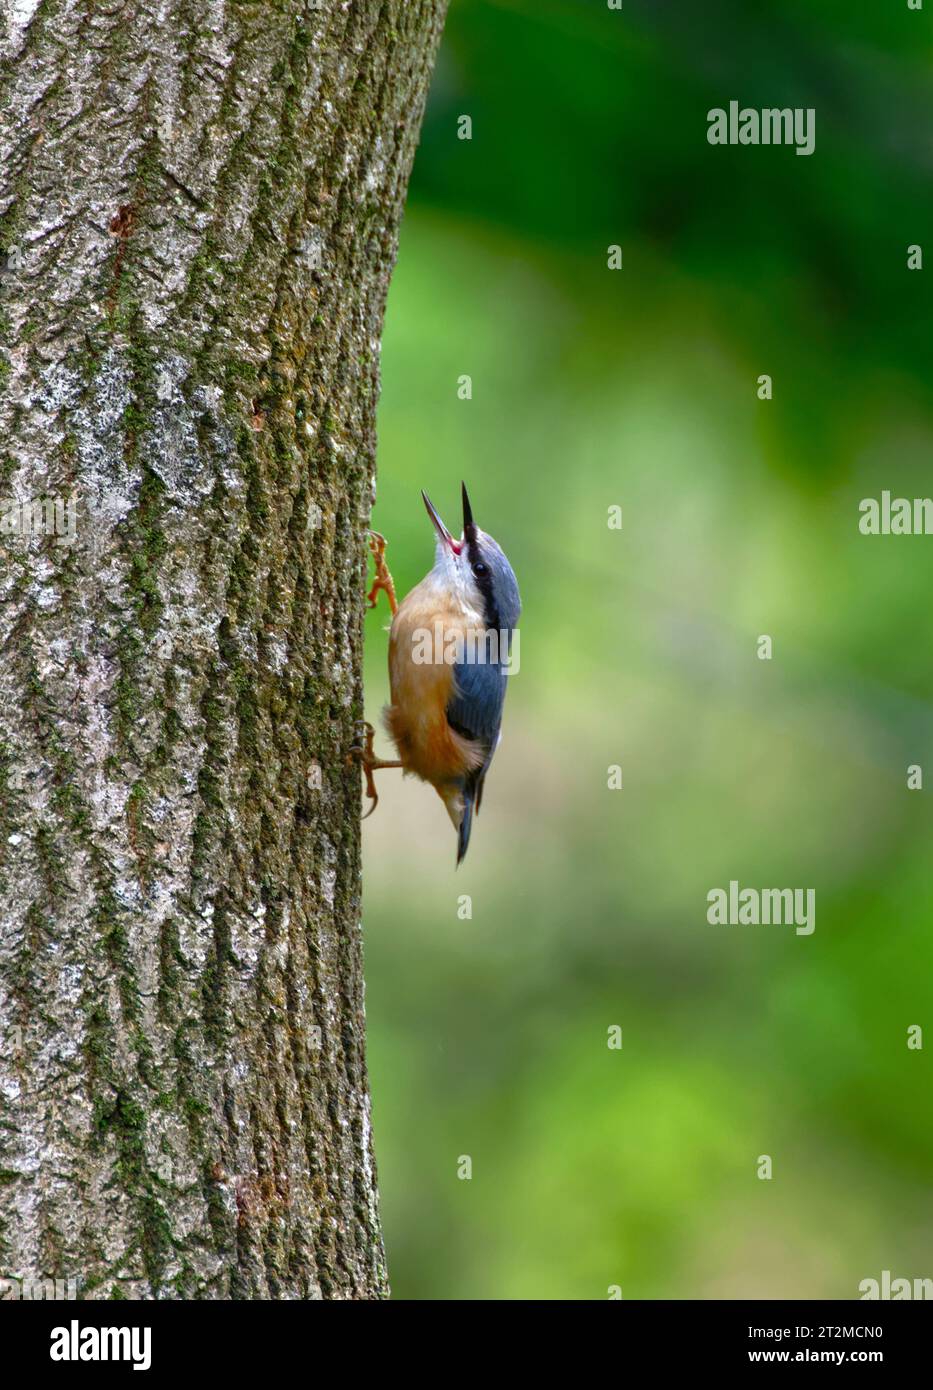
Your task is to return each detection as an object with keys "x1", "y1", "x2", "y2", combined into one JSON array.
[{"x1": 0, "y1": 0, "x2": 446, "y2": 1300}]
